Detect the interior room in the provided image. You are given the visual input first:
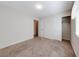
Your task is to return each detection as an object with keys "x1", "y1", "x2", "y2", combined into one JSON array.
[{"x1": 0, "y1": 1, "x2": 79, "y2": 57}]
